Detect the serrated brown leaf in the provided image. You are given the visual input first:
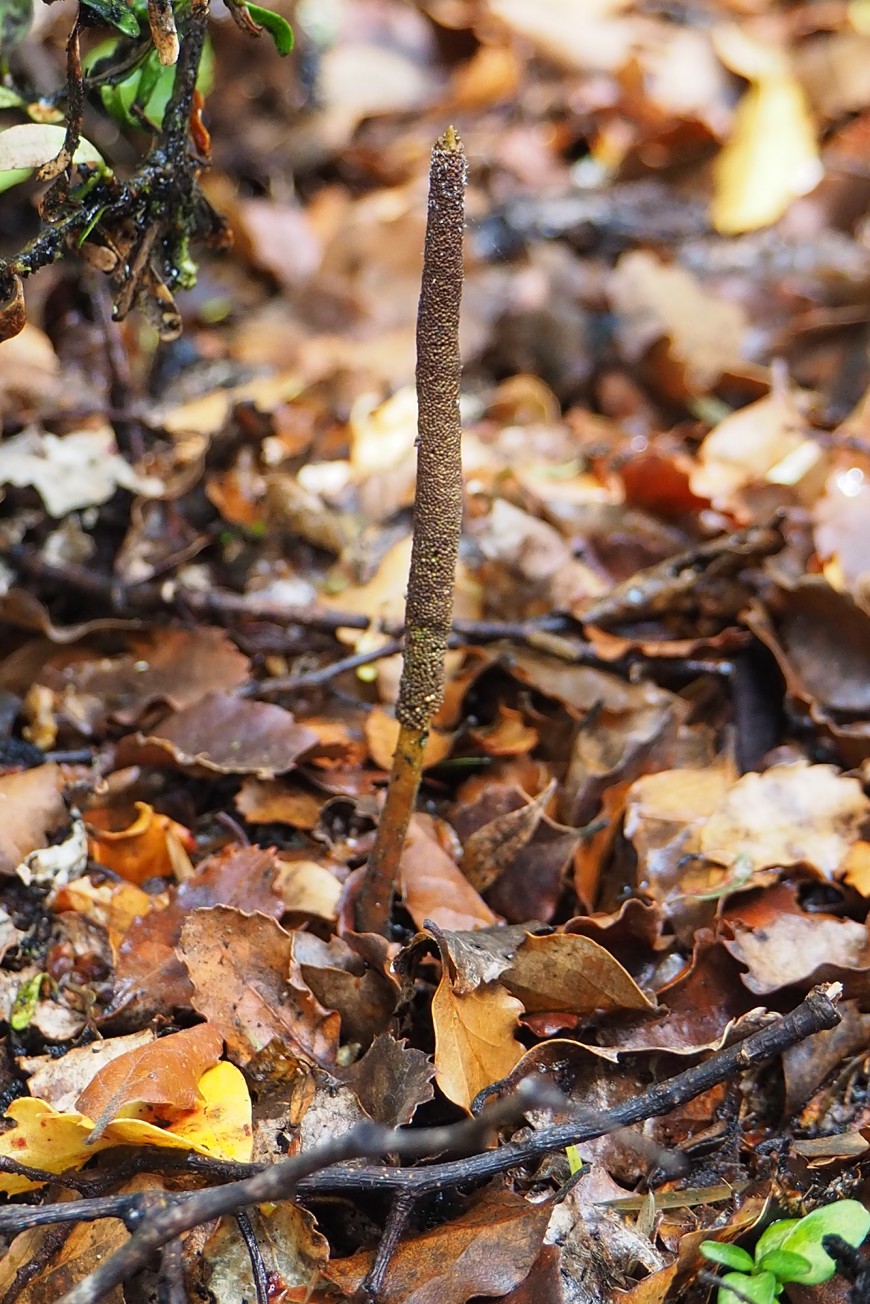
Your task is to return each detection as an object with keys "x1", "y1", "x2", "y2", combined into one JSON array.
[
  {"x1": 180, "y1": 906, "x2": 340, "y2": 1068},
  {"x1": 347, "y1": 1032, "x2": 435, "y2": 1126}
]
